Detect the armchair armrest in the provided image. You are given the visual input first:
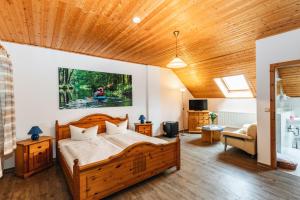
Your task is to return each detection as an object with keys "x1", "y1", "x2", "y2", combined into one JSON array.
[{"x1": 222, "y1": 131, "x2": 254, "y2": 140}]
